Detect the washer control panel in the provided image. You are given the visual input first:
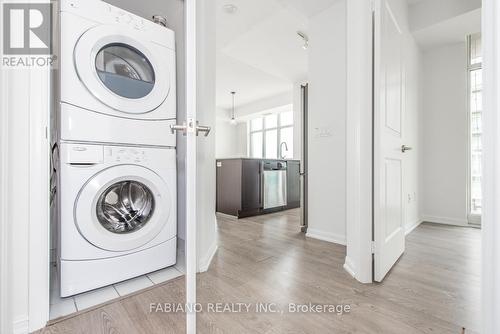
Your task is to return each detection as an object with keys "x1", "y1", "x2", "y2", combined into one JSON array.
[{"x1": 106, "y1": 147, "x2": 148, "y2": 164}]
